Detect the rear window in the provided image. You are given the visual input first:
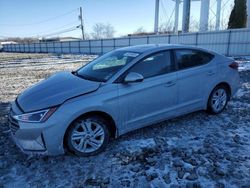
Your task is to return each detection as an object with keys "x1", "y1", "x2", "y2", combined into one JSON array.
[{"x1": 175, "y1": 49, "x2": 214, "y2": 70}]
